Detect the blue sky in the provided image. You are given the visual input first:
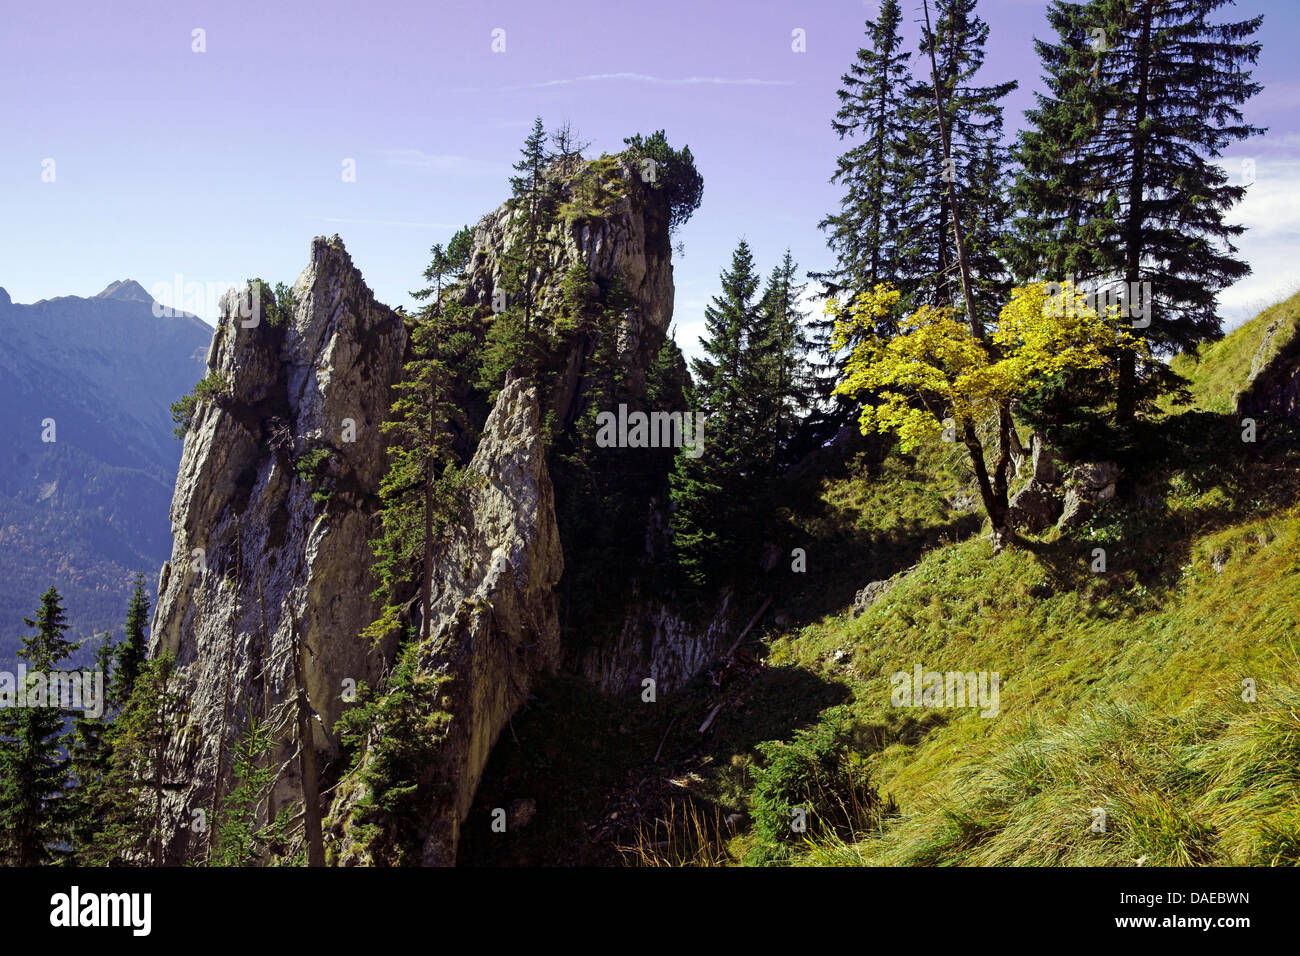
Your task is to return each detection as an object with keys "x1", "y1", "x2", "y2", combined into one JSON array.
[{"x1": 2, "y1": 0, "x2": 1297, "y2": 364}]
